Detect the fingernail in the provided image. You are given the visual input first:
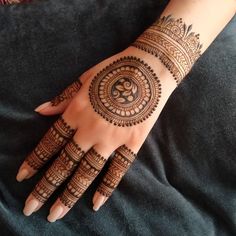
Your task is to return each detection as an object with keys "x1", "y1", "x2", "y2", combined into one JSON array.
[
  {"x1": 93, "y1": 205, "x2": 99, "y2": 211},
  {"x1": 47, "y1": 205, "x2": 64, "y2": 223},
  {"x1": 34, "y1": 101, "x2": 51, "y2": 112},
  {"x1": 23, "y1": 199, "x2": 39, "y2": 216},
  {"x1": 102, "y1": 197, "x2": 108, "y2": 204},
  {"x1": 93, "y1": 197, "x2": 105, "y2": 212},
  {"x1": 16, "y1": 168, "x2": 30, "y2": 182}
]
